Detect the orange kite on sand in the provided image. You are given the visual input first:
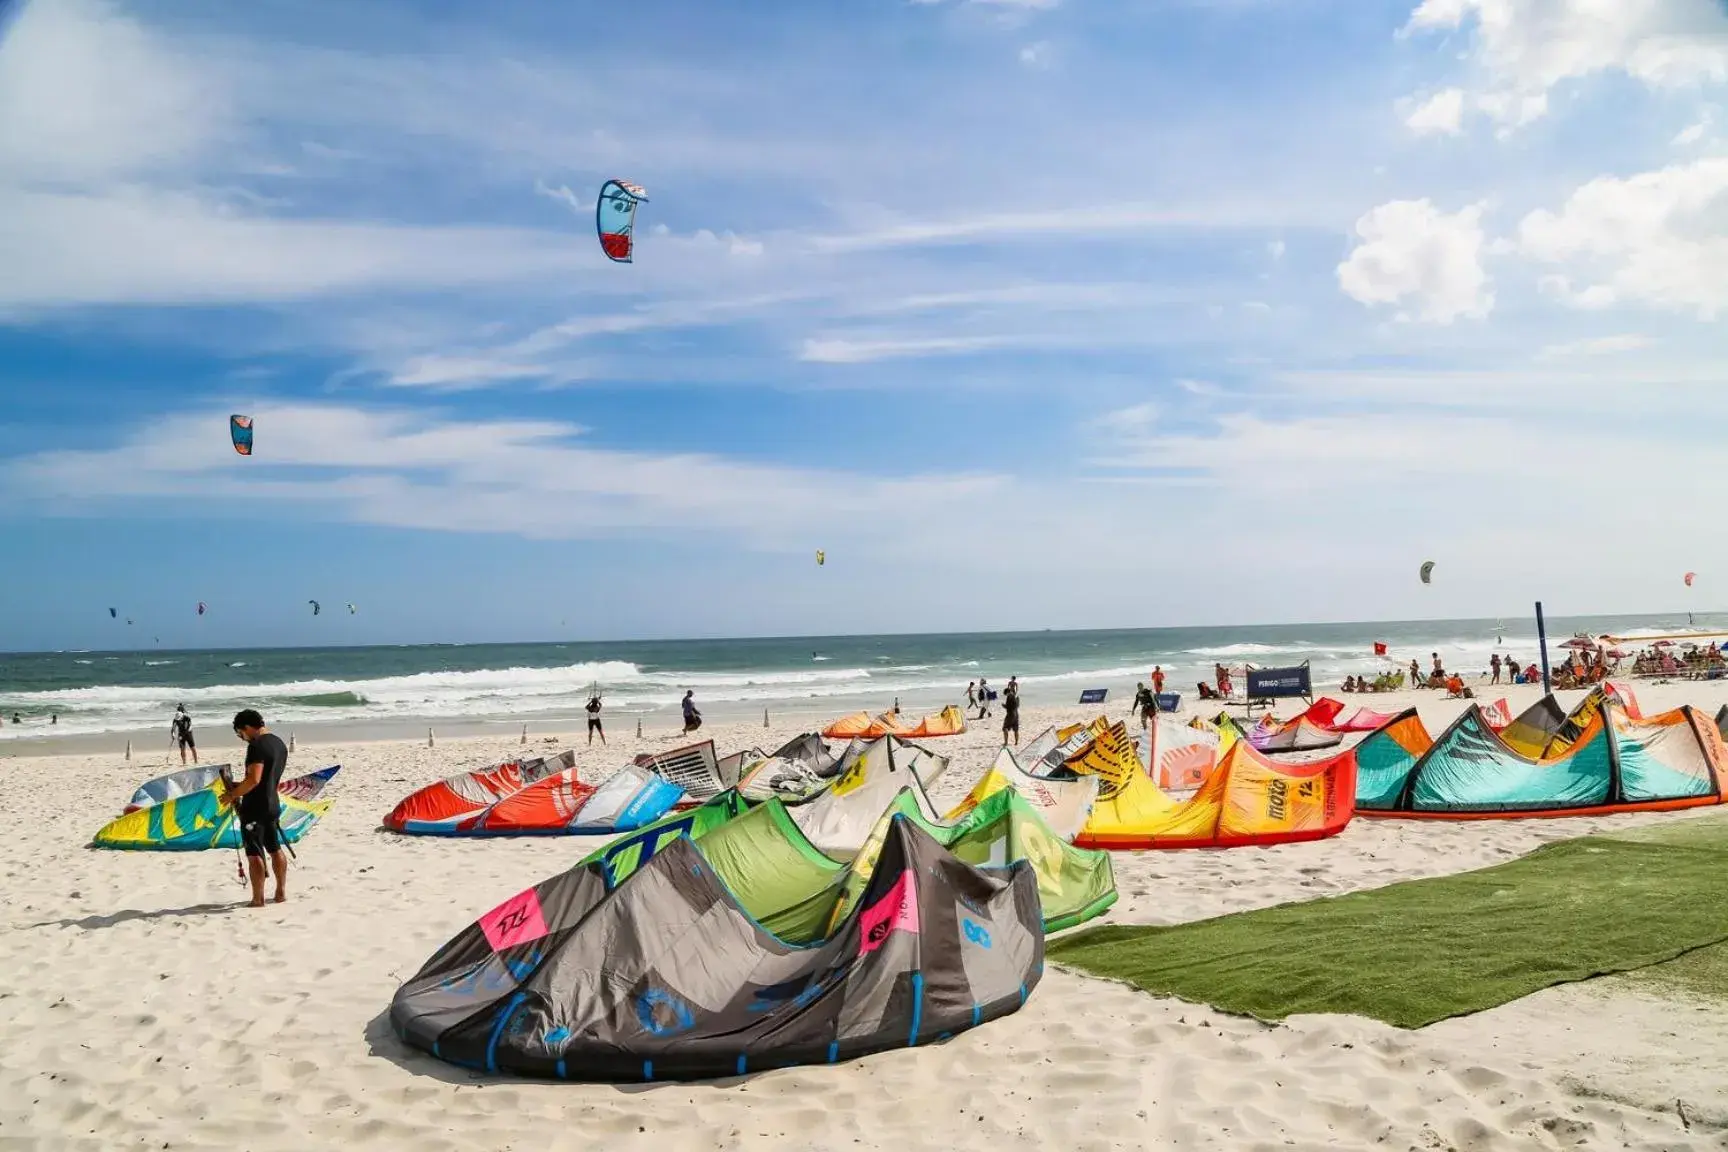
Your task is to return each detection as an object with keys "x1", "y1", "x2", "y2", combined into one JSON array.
[{"x1": 822, "y1": 704, "x2": 967, "y2": 740}]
